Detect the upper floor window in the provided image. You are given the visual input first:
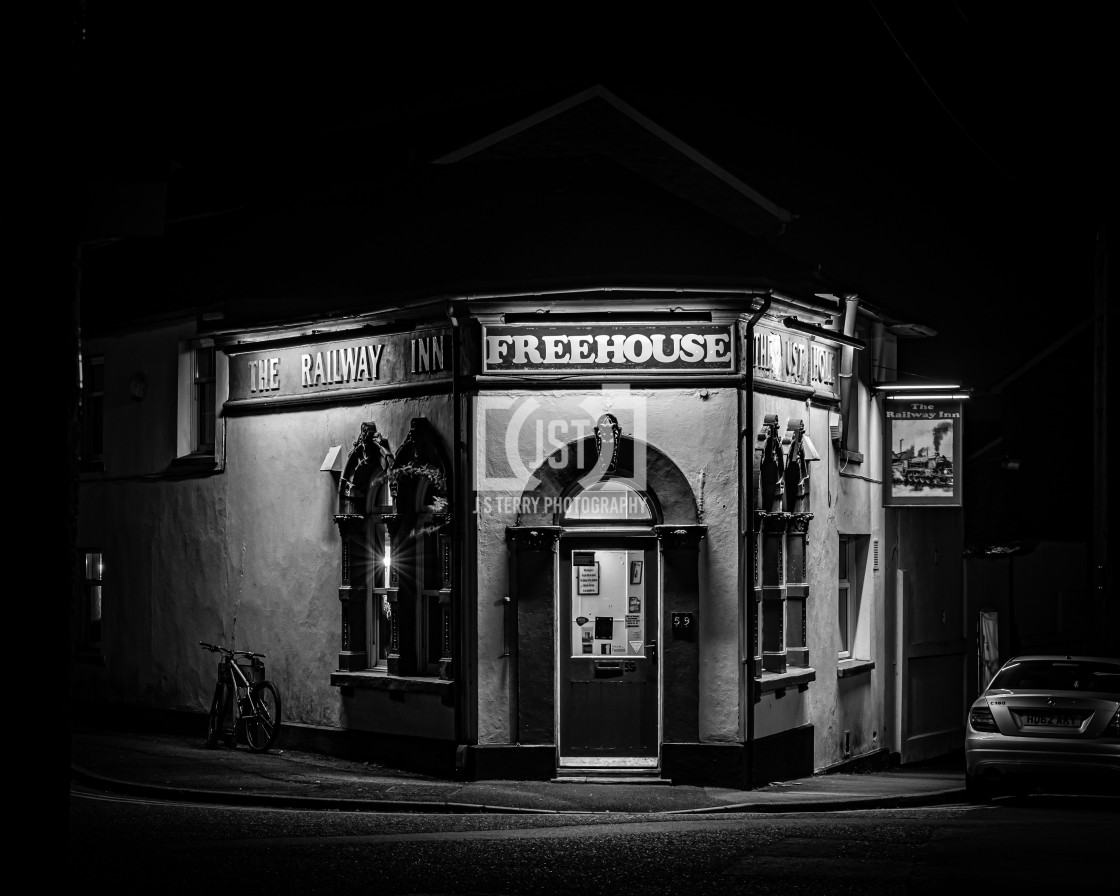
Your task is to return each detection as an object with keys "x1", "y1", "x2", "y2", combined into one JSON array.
[
  {"x1": 176, "y1": 340, "x2": 223, "y2": 464},
  {"x1": 194, "y1": 345, "x2": 216, "y2": 453}
]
